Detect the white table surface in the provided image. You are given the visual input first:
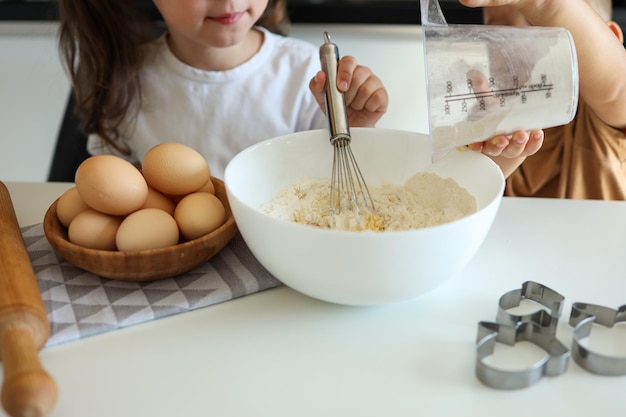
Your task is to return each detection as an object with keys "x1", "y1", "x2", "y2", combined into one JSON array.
[{"x1": 2, "y1": 181, "x2": 626, "y2": 416}]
